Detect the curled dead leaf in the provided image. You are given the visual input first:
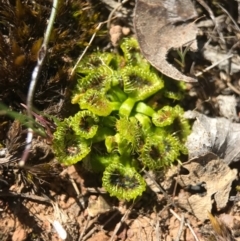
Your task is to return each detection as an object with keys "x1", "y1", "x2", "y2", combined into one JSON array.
[
  {"x1": 176, "y1": 153, "x2": 237, "y2": 221},
  {"x1": 134, "y1": 0, "x2": 198, "y2": 82}
]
